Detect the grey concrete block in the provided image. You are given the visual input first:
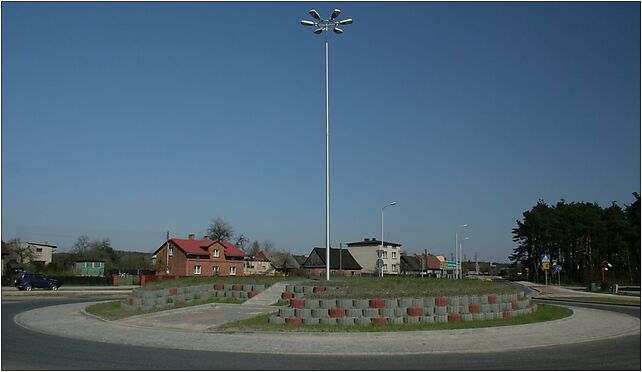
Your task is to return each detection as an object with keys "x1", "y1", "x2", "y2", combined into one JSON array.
[
  {"x1": 490, "y1": 304, "x2": 500, "y2": 313},
  {"x1": 447, "y1": 305, "x2": 461, "y2": 314},
  {"x1": 319, "y1": 299, "x2": 336, "y2": 309},
  {"x1": 253, "y1": 284, "x2": 266, "y2": 291},
  {"x1": 420, "y1": 316, "x2": 434, "y2": 323},
  {"x1": 303, "y1": 317, "x2": 320, "y2": 325},
  {"x1": 303, "y1": 286, "x2": 314, "y2": 294},
  {"x1": 480, "y1": 296, "x2": 488, "y2": 304},
  {"x1": 435, "y1": 306, "x2": 447, "y2": 315},
  {"x1": 404, "y1": 316, "x2": 419, "y2": 324},
  {"x1": 423, "y1": 307, "x2": 435, "y2": 316},
  {"x1": 423, "y1": 297, "x2": 435, "y2": 307},
  {"x1": 354, "y1": 299, "x2": 369, "y2": 308},
  {"x1": 295, "y1": 309, "x2": 312, "y2": 318},
  {"x1": 384, "y1": 299, "x2": 398, "y2": 308},
  {"x1": 174, "y1": 294, "x2": 186, "y2": 302},
  {"x1": 319, "y1": 299, "x2": 337, "y2": 309},
  {"x1": 412, "y1": 298, "x2": 424, "y2": 307},
  {"x1": 285, "y1": 284, "x2": 295, "y2": 292},
  {"x1": 279, "y1": 308, "x2": 296, "y2": 317},
  {"x1": 320, "y1": 317, "x2": 337, "y2": 325},
  {"x1": 473, "y1": 313, "x2": 484, "y2": 321},
  {"x1": 398, "y1": 298, "x2": 413, "y2": 307},
  {"x1": 379, "y1": 308, "x2": 395, "y2": 317},
  {"x1": 389, "y1": 317, "x2": 404, "y2": 325},
  {"x1": 338, "y1": 317, "x2": 355, "y2": 325},
  {"x1": 215, "y1": 290, "x2": 226, "y2": 298},
  {"x1": 502, "y1": 303, "x2": 512, "y2": 311},
  {"x1": 294, "y1": 293, "x2": 304, "y2": 299},
  {"x1": 469, "y1": 295, "x2": 480, "y2": 304},
  {"x1": 294, "y1": 285, "x2": 304, "y2": 293},
  {"x1": 448, "y1": 296, "x2": 460, "y2": 306},
  {"x1": 363, "y1": 308, "x2": 379, "y2": 317},
  {"x1": 312, "y1": 309, "x2": 329, "y2": 318},
  {"x1": 481, "y1": 304, "x2": 490, "y2": 313},
  {"x1": 232, "y1": 291, "x2": 242, "y2": 298},
  {"x1": 356, "y1": 317, "x2": 371, "y2": 326},
  {"x1": 224, "y1": 284, "x2": 233, "y2": 291},
  {"x1": 304, "y1": 299, "x2": 320, "y2": 309},
  {"x1": 131, "y1": 298, "x2": 142, "y2": 306},
  {"x1": 269, "y1": 316, "x2": 285, "y2": 324},
  {"x1": 484, "y1": 312, "x2": 495, "y2": 321},
  {"x1": 461, "y1": 313, "x2": 473, "y2": 321},
  {"x1": 394, "y1": 308, "x2": 407, "y2": 317},
  {"x1": 459, "y1": 296, "x2": 469, "y2": 306},
  {"x1": 460, "y1": 305, "x2": 470, "y2": 314},
  {"x1": 239, "y1": 291, "x2": 248, "y2": 299},
  {"x1": 131, "y1": 290, "x2": 143, "y2": 298},
  {"x1": 435, "y1": 315, "x2": 448, "y2": 323},
  {"x1": 347, "y1": 309, "x2": 363, "y2": 317},
  {"x1": 336, "y1": 299, "x2": 353, "y2": 308}
]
